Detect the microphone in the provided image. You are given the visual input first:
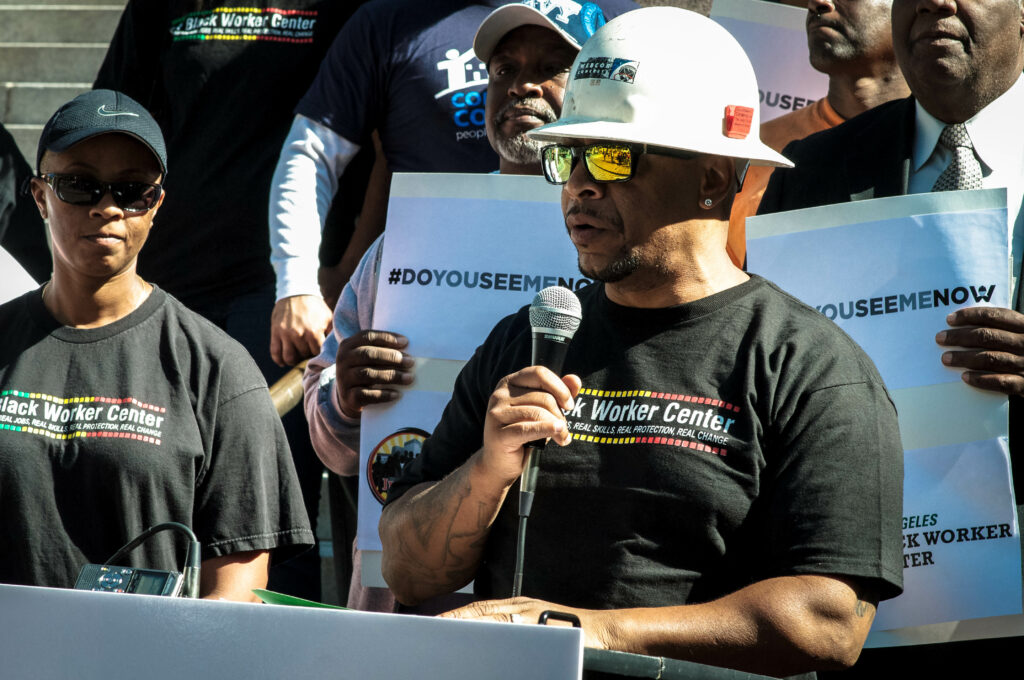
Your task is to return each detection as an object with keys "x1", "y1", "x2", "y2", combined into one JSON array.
[
  {"x1": 513, "y1": 286, "x2": 582, "y2": 597},
  {"x1": 527, "y1": 285, "x2": 583, "y2": 385}
]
